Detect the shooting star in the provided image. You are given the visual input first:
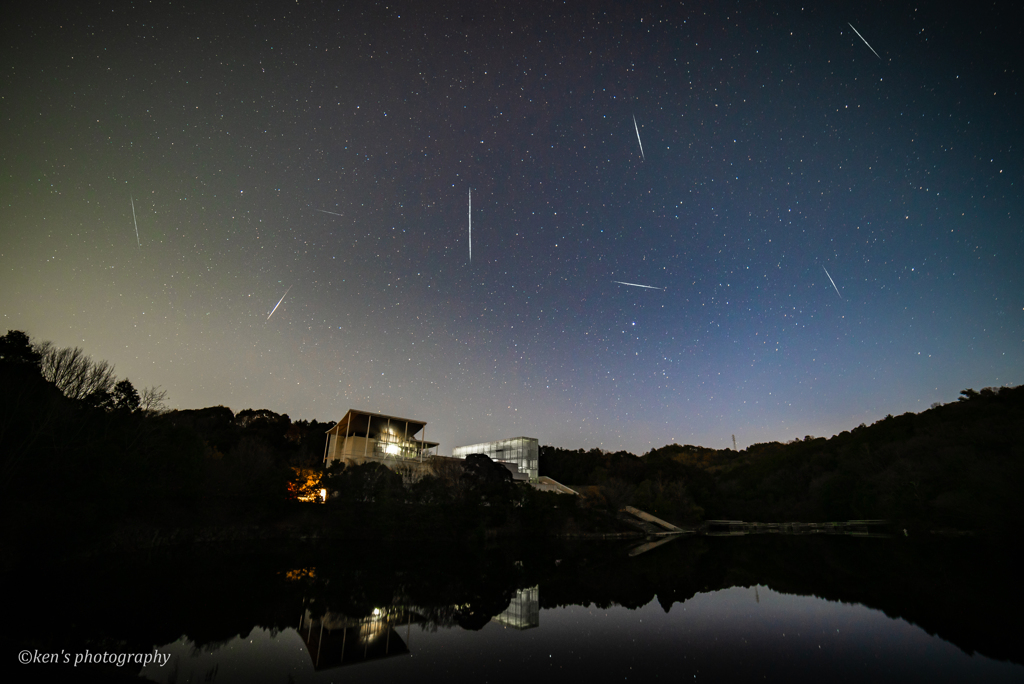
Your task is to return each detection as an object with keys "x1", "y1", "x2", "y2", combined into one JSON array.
[
  {"x1": 314, "y1": 208, "x2": 344, "y2": 217},
  {"x1": 632, "y1": 114, "x2": 645, "y2": 161},
  {"x1": 267, "y1": 285, "x2": 293, "y2": 321},
  {"x1": 848, "y1": 22, "x2": 880, "y2": 60},
  {"x1": 468, "y1": 188, "x2": 472, "y2": 263},
  {"x1": 612, "y1": 280, "x2": 663, "y2": 290},
  {"x1": 822, "y1": 266, "x2": 842, "y2": 299},
  {"x1": 130, "y1": 196, "x2": 140, "y2": 248}
]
